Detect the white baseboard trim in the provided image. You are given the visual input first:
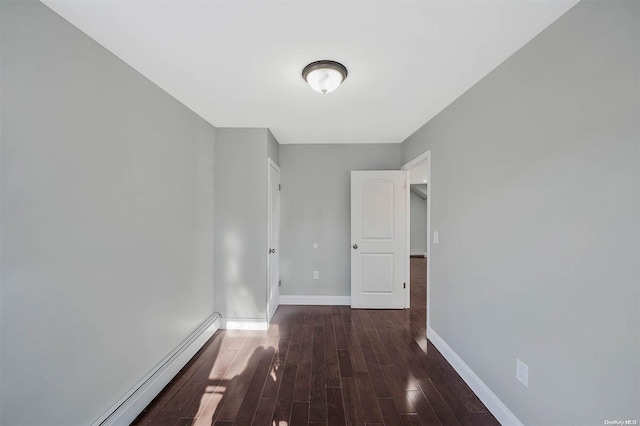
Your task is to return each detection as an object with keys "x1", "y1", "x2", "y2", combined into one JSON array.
[
  {"x1": 221, "y1": 318, "x2": 269, "y2": 330},
  {"x1": 94, "y1": 313, "x2": 221, "y2": 426},
  {"x1": 279, "y1": 295, "x2": 351, "y2": 306},
  {"x1": 428, "y1": 326, "x2": 523, "y2": 426},
  {"x1": 410, "y1": 250, "x2": 427, "y2": 257}
]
